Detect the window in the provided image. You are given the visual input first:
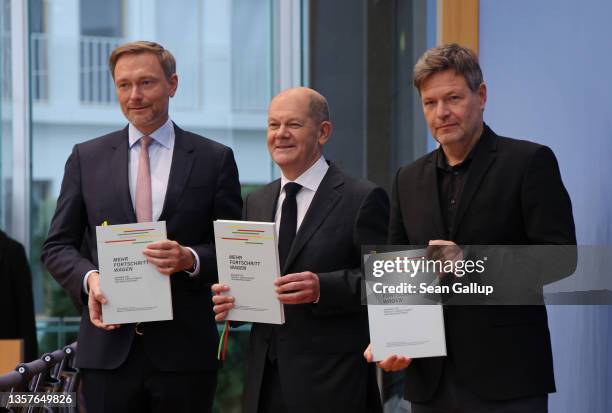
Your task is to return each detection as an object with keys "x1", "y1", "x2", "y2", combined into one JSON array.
[
  {"x1": 28, "y1": 4, "x2": 286, "y2": 409},
  {"x1": 0, "y1": 0, "x2": 13, "y2": 230},
  {"x1": 1, "y1": 0, "x2": 11, "y2": 101},
  {"x1": 79, "y1": 0, "x2": 123, "y2": 103},
  {"x1": 231, "y1": 0, "x2": 272, "y2": 112},
  {"x1": 31, "y1": 0, "x2": 48, "y2": 101}
]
